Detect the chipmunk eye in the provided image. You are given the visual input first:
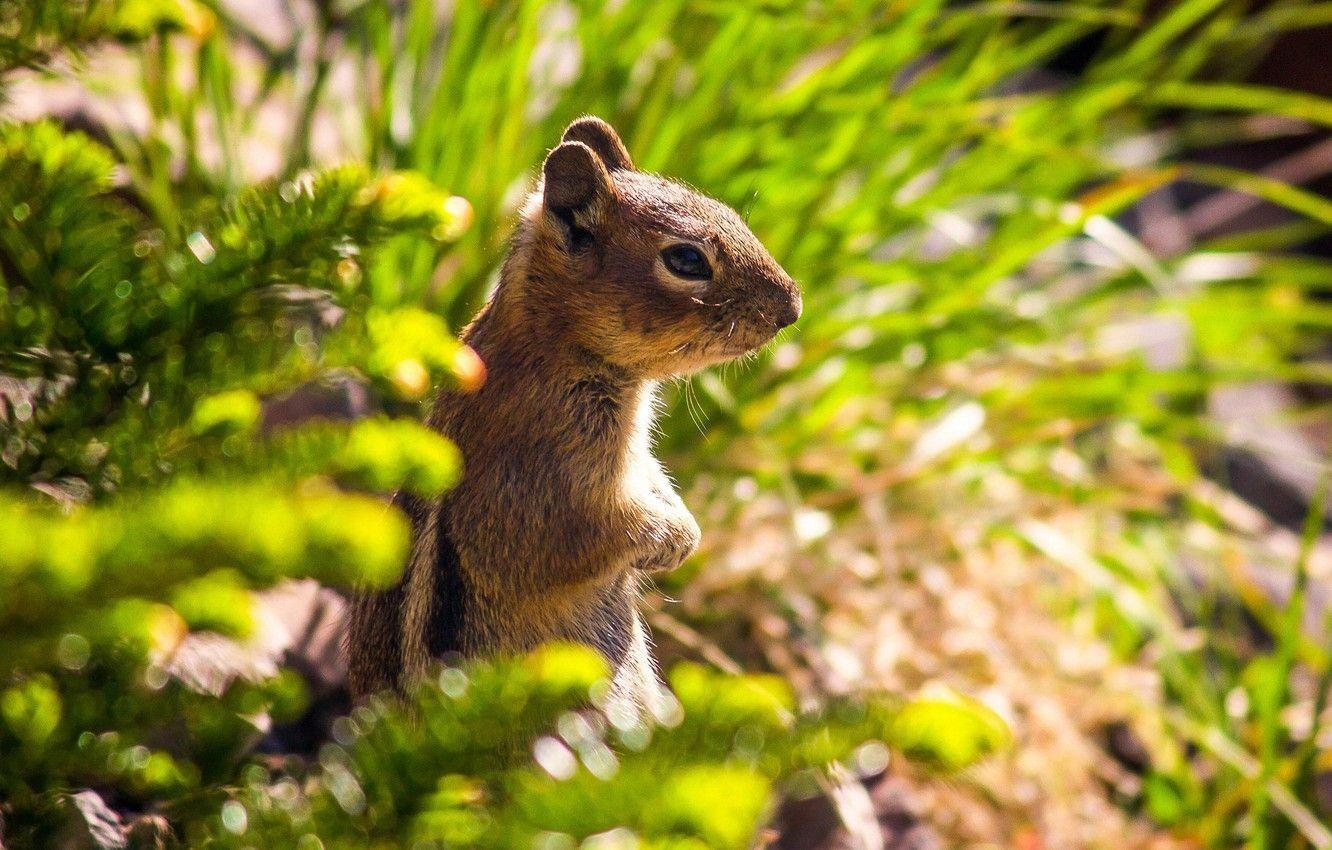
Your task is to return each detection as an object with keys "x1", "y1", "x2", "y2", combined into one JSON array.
[{"x1": 661, "y1": 244, "x2": 712, "y2": 281}]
